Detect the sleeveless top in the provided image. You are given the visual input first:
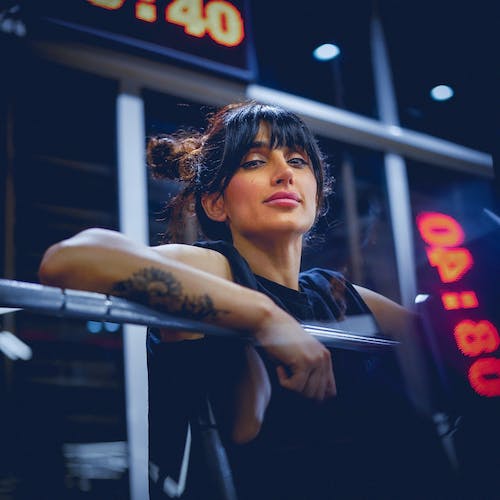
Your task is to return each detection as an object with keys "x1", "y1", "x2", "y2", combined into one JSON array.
[{"x1": 147, "y1": 241, "x2": 451, "y2": 499}]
